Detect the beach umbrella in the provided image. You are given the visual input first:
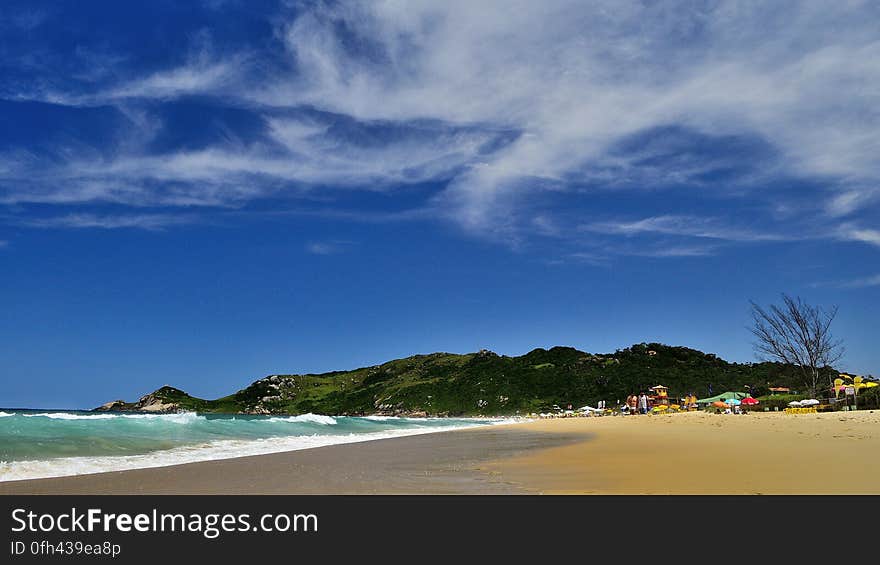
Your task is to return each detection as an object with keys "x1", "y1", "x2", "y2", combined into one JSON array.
[
  {"x1": 711, "y1": 401, "x2": 728, "y2": 408},
  {"x1": 788, "y1": 400, "x2": 802, "y2": 407},
  {"x1": 725, "y1": 398, "x2": 741, "y2": 406},
  {"x1": 801, "y1": 399, "x2": 820, "y2": 406},
  {"x1": 741, "y1": 397, "x2": 759, "y2": 406}
]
